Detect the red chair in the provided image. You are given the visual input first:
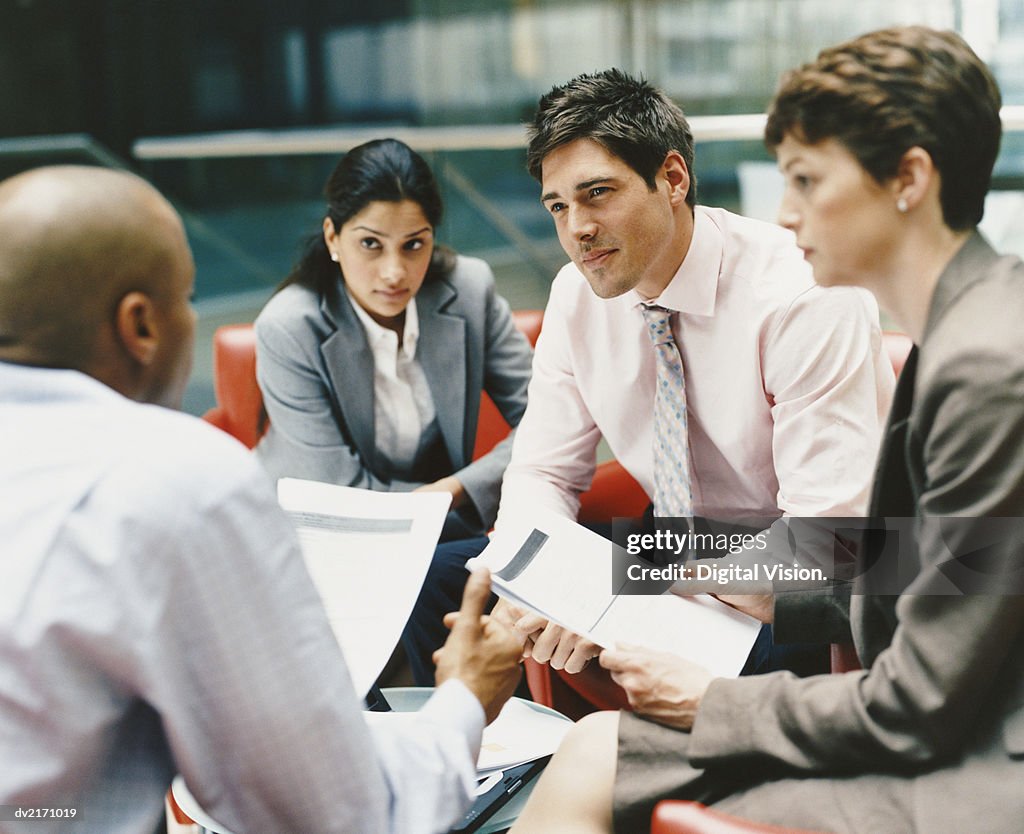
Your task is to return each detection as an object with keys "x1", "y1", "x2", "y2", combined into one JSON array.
[
  {"x1": 200, "y1": 314, "x2": 651, "y2": 534},
  {"x1": 202, "y1": 309, "x2": 545, "y2": 454},
  {"x1": 883, "y1": 330, "x2": 912, "y2": 378},
  {"x1": 523, "y1": 457, "x2": 647, "y2": 718},
  {"x1": 652, "y1": 801, "x2": 829, "y2": 834},
  {"x1": 201, "y1": 323, "x2": 263, "y2": 449},
  {"x1": 472, "y1": 309, "x2": 543, "y2": 458}
]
